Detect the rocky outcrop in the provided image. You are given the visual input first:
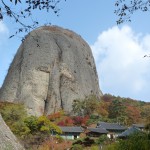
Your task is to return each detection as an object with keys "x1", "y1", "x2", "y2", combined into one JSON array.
[
  {"x1": 0, "y1": 114, "x2": 24, "y2": 150},
  {"x1": 0, "y1": 26, "x2": 102, "y2": 116}
]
